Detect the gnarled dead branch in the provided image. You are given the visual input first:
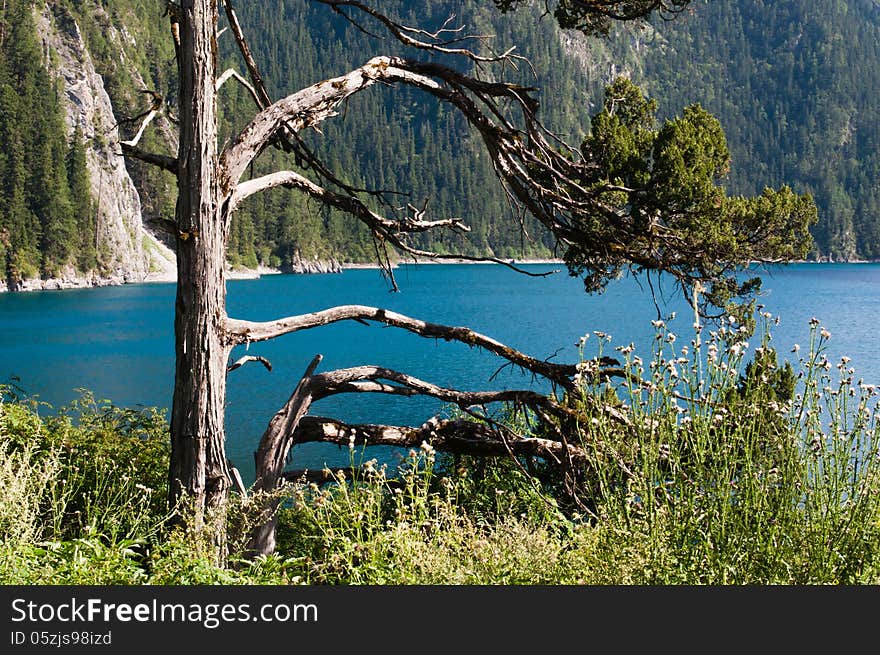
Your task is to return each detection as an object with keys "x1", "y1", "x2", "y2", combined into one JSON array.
[
  {"x1": 292, "y1": 415, "x2": 589, "y2": 464},
  {"x1": 211, "y1": 53, "x2": 644, "y2": 290},
  {"x1": 247, "y1": 354, "x2": 601, "y2": 554},
  {"x1": 119, "y1": 143, "x2": 177, "y2": 174},
  {"x1": 225, "y1": 304, "x2": 619, "y2": 391},
  {"x1": 229, "y1": 169, "x2": 469, "y2": 234}
]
